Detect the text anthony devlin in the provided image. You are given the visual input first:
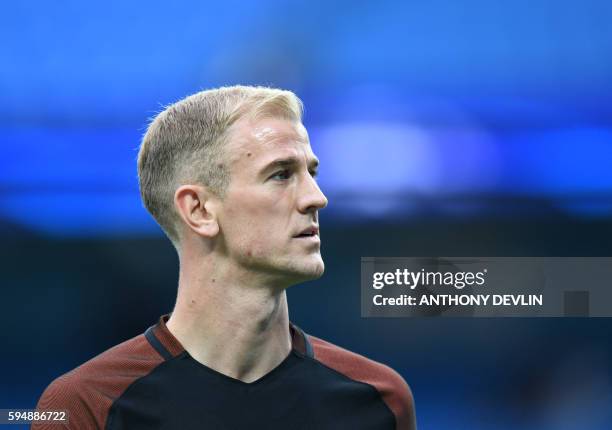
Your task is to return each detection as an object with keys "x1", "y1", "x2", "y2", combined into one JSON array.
[{"x1": 418, "y1": 295, "x2": 543, "y2": 306}]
